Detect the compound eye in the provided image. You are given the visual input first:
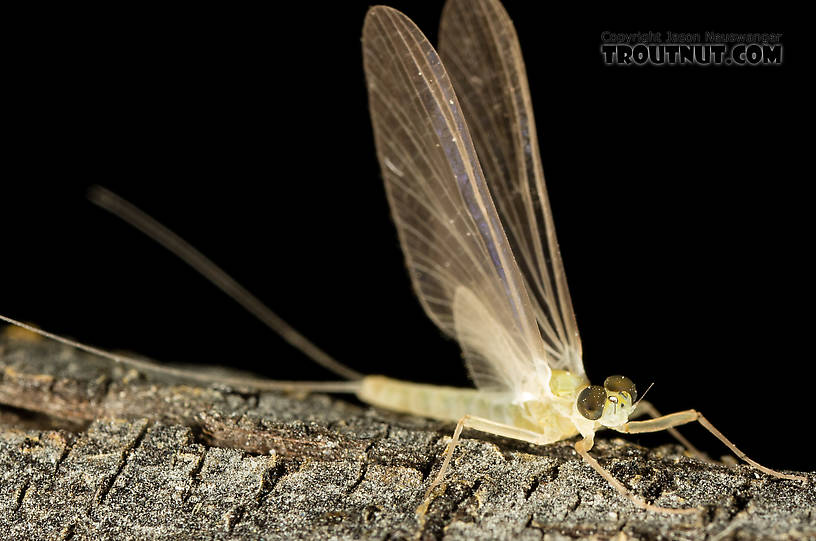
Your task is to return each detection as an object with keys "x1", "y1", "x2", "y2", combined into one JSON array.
[
  {"x1": 577, "y1": 385, "x2": 606, "y2": 420},
  {"x1": 604, "y1": 375, "x2": 637, "y2": 402}
]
